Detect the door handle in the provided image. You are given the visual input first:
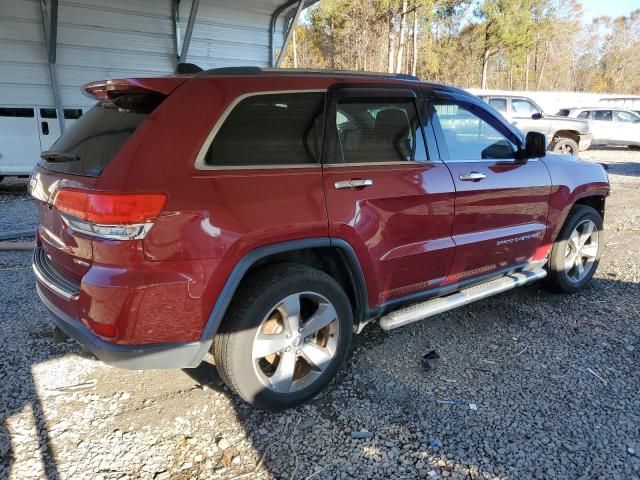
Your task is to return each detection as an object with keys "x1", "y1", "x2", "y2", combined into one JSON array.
[
  {"x1": 334, "y1": 179, "x2": 373, "y2": 189},
  {"x1": 459, "y1": 172, "x2": 486, "y2": 182}
]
